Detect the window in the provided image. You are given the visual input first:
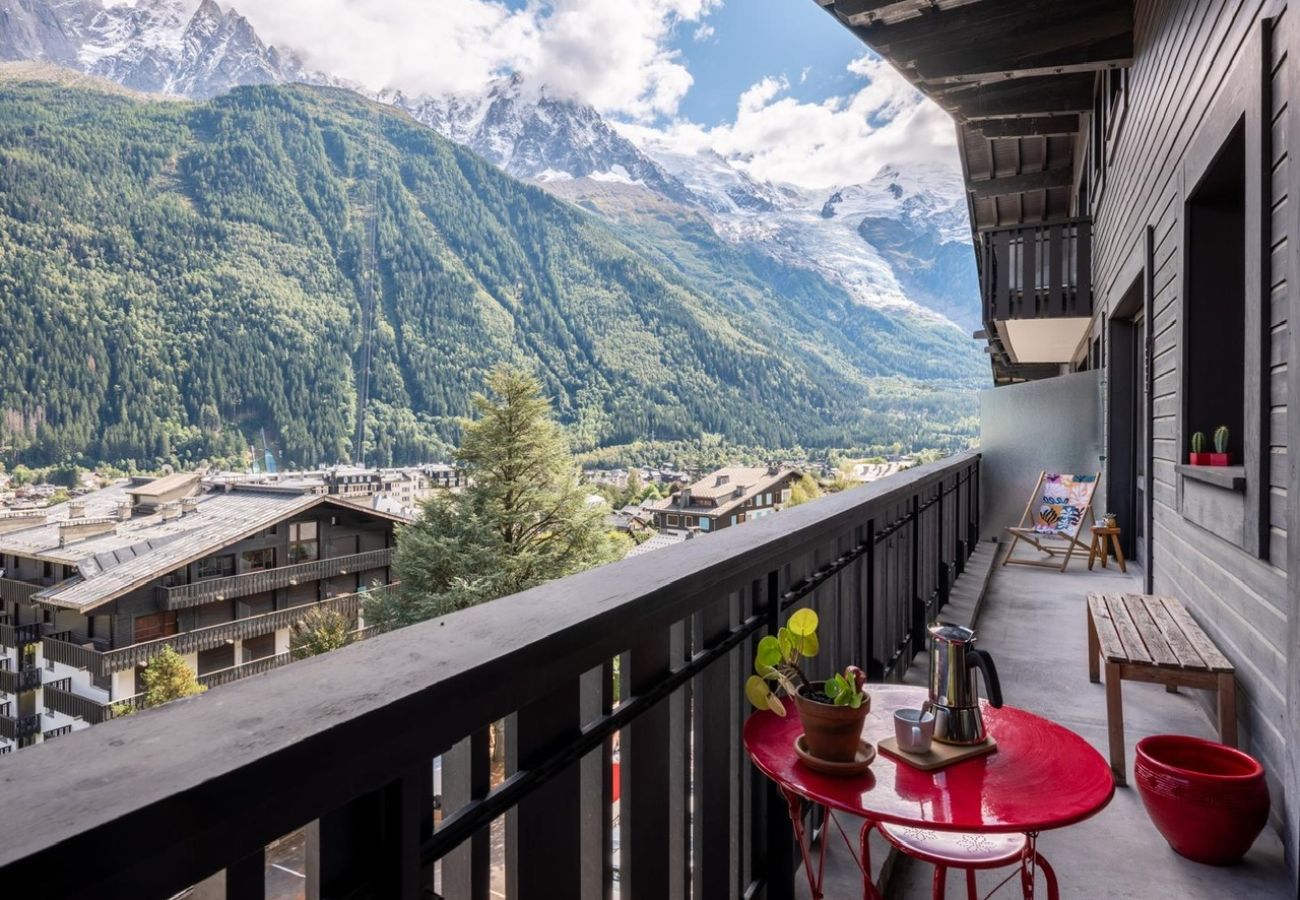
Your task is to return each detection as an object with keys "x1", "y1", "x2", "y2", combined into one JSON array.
[
  {"x1": 288, "y1": 521, "x2": 319, "y2": 564},
  {"x1": 197, "y1": 555, "x2": 235, "y2": 580},
  {"x1": 699, "y1": 518, "x2": 710, "y2": 532},
  {"x1": 666, "y1": 515, "x2": 679, "y2": 527},
  {"x1": 133, "y1": 611, "x2": 178, "y2": 643},
  {"x1": 1184, "y1": 122, "x2": 1246, "y2": 470},
  {"x1": 42, "y1": 561, "x2": 51, "y2": 579},
  {"x1": 764, "y1": 493, "x2": 772, "y2": 506},
  {"x1": 242, "y1": 548, "x2": 276, "y2": 572}
]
